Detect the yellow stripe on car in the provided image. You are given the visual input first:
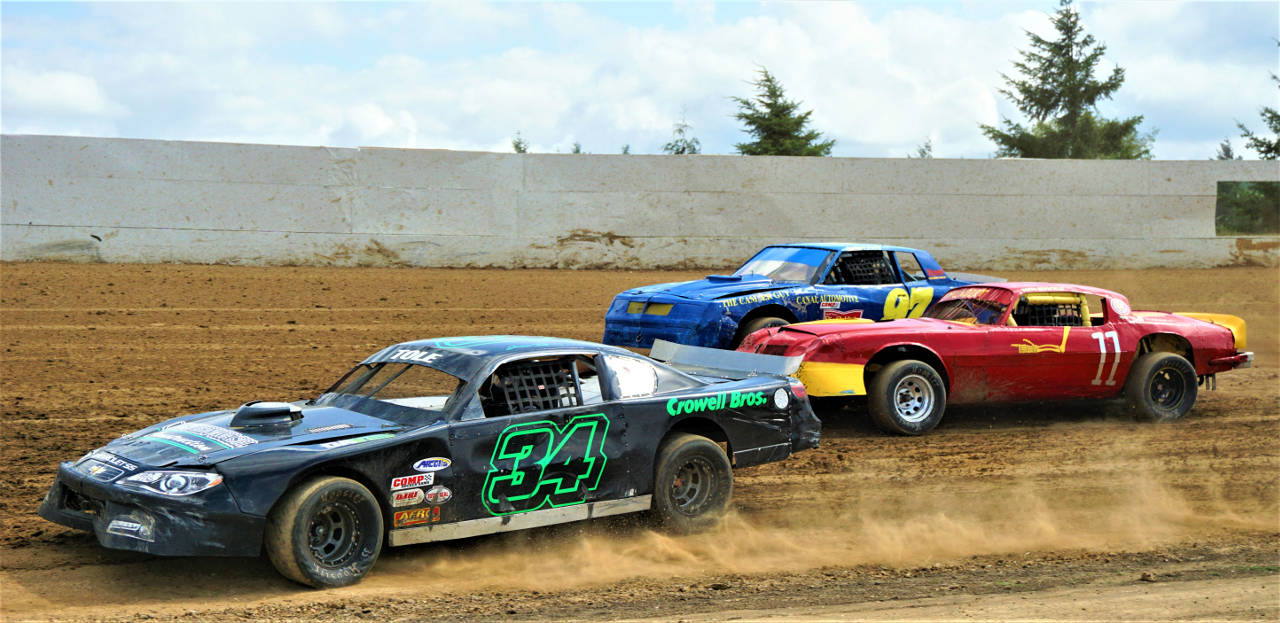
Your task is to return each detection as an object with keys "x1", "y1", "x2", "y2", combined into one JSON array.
[{"x1": 795, "y1": 361, "x2": 867, "y2": 396}]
